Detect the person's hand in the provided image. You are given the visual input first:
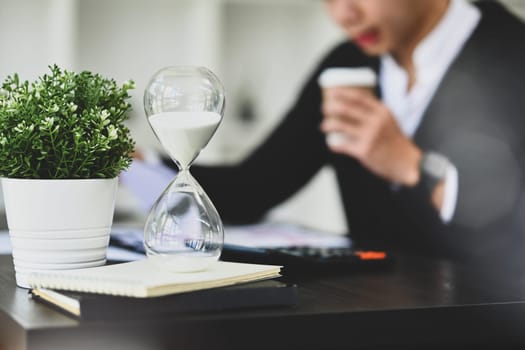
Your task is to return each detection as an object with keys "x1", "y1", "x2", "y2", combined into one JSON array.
[{"x1": 320, "y1": 87, "x2": 422, "y2": 186}]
